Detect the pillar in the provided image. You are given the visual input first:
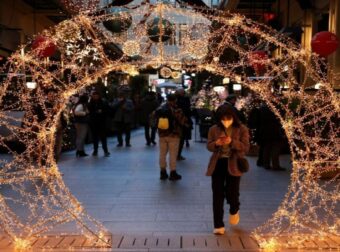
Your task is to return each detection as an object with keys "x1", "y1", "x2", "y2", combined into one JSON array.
[{"x1": 329, "y1": 0, "x2": 340, "y2": 89}]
